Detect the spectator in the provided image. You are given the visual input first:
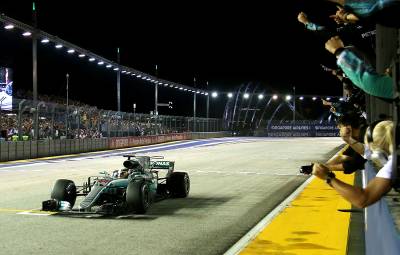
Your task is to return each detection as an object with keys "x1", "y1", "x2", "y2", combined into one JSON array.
[
  {"x1": 298, "y1": 9, "x2": 377, "y2": 70},
  {"x1": 2, "y1": 90, "x2": 186, "y2": 140},
  {"x1": 325, "y1": 36, "x2": 393, "y2": 99},
  {"x1": 298, "y1": 12, "x2": 327, "y2": 31},
  {"x1": 313, "y1": 113, "x2": 367, "y2": 175},
  {"x1": 312, "y1": 120, "x2": 394, "y2": 208},
  {"x1": 328, "y1": 0, "x2": 400, "y2": 27},
  {"x1": 320, "y1": 65, "x2": 366, "y2": 115}
]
